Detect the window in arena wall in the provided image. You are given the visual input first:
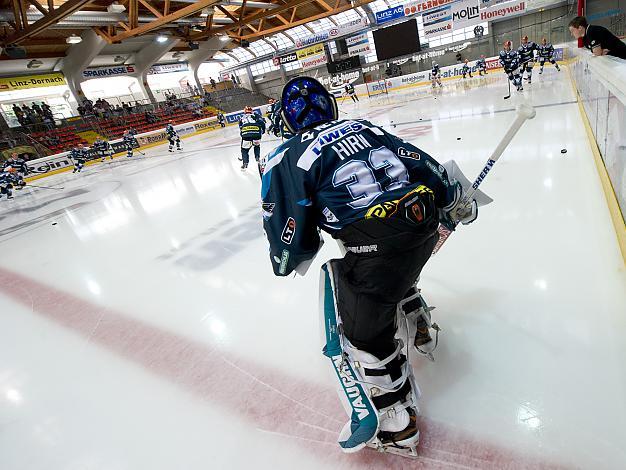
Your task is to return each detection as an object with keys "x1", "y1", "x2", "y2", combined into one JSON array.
[
  {"x1": 229, "y1": 47, "x2": 255, "y2": 62},
  {"x1": 331, "y1": 8, "x2": 362, "y2": 24},
  {"x1": 250, "y1": 59, "x2": 280, "y2": 77},
  {"x1": 249, "y1": 39, "x2": 275, "y2": 57},
  {"x1": 268, "y1": 33, "x2": 294, "y2": 50},
  {"x1": 283, "y1": 61, "x2": 301, "y2": 72}
]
